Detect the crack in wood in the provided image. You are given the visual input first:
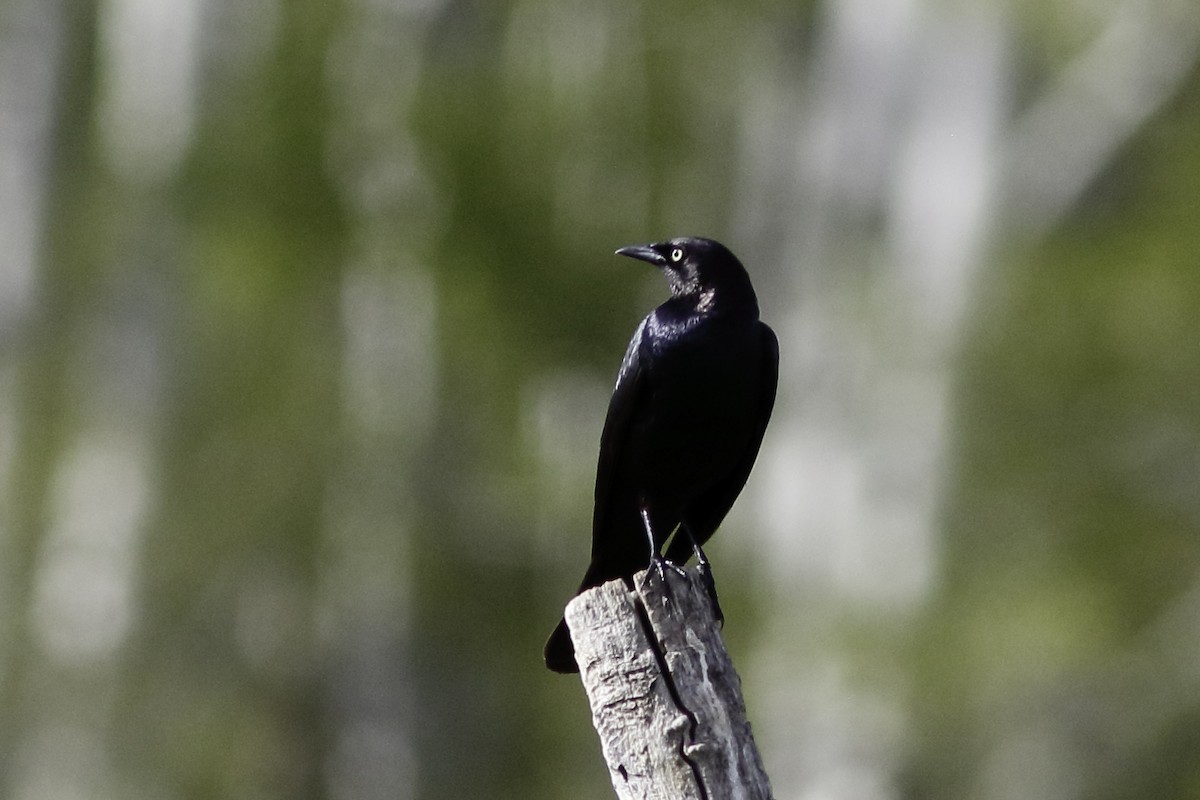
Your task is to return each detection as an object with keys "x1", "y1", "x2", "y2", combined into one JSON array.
[{"x1": 632, "y1": 578, "x2": 710, "y2": 800}]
